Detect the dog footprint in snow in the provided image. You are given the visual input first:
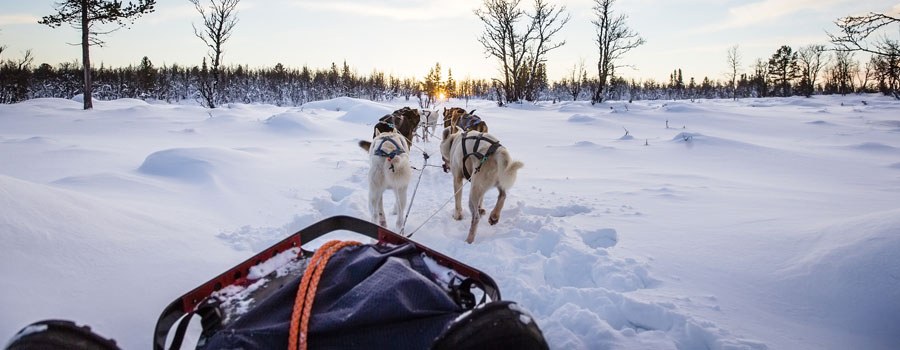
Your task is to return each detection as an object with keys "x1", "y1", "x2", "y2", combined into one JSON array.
[
  {"x1": 325, "y1": 185, "x2": 355, "y2": 202},
  {"x1": 578, "y1": 228, "x2": 618, "y2": 249}
]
